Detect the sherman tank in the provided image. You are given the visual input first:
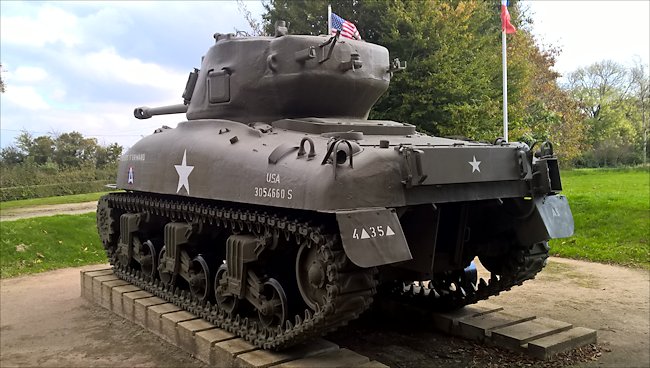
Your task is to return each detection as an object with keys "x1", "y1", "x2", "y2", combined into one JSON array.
[{"x1": 97, "y1": 23, "x2": 574, "y2": 350}]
